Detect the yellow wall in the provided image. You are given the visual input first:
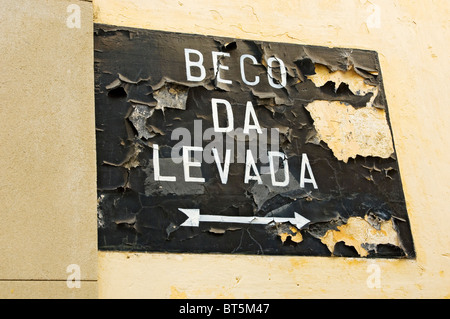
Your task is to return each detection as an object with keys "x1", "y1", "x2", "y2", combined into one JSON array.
[
  {"x1": 94, "y1": 0, "x2": 450, "y2": 298},
  {"x1": 0, "y1": 0, "x2": 449, "y2": 298}
]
